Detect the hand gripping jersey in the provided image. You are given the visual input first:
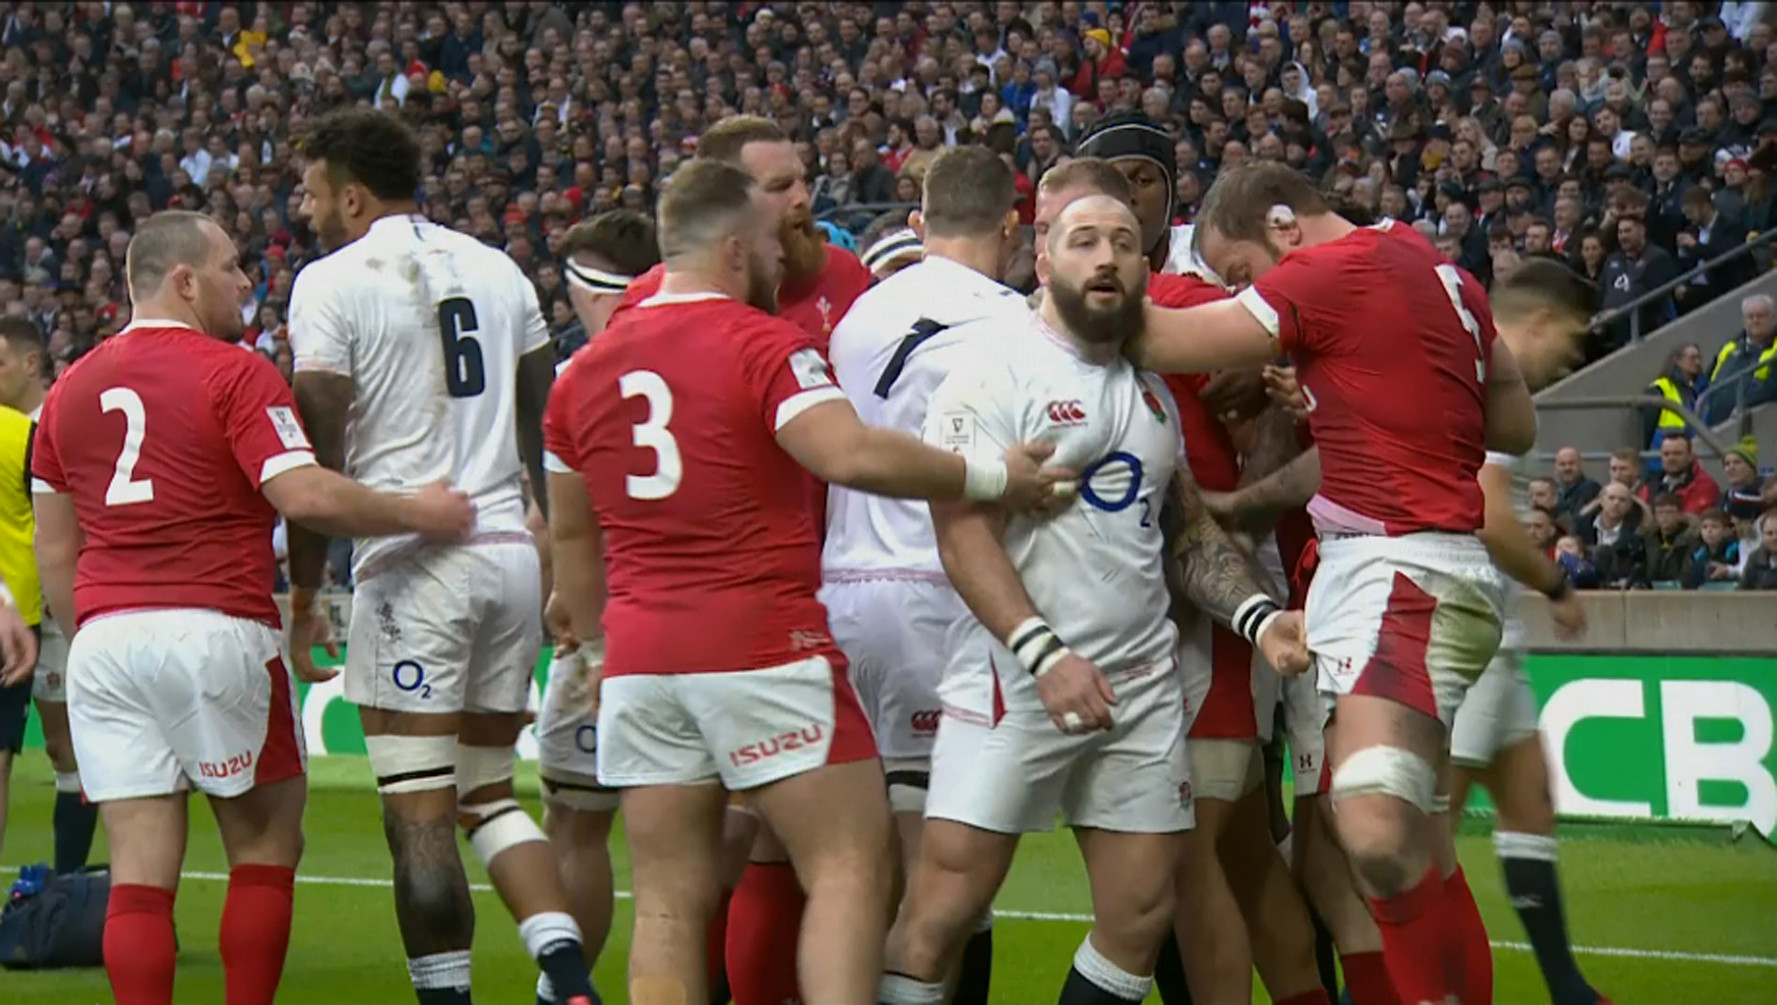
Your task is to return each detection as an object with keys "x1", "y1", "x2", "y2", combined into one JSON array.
[
  {"x1": 1234, "y1": 221, "x2": 1496, "y2": 536},
  {"x1": 289, "y1": 215, "x2": 547, "y2": 577},
  {"x1": 822, "y1": 255, "x2": 1031, "y2": 578},
  {"x1": 32, "y1": 322, "x2": 317, "y2": 627},
  {"x1": 924, "y1": 313, "x2": 1184, "y2": 718},
  {"x1": 543, "y1": 292, "x2": 847, "y2": 677}
]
